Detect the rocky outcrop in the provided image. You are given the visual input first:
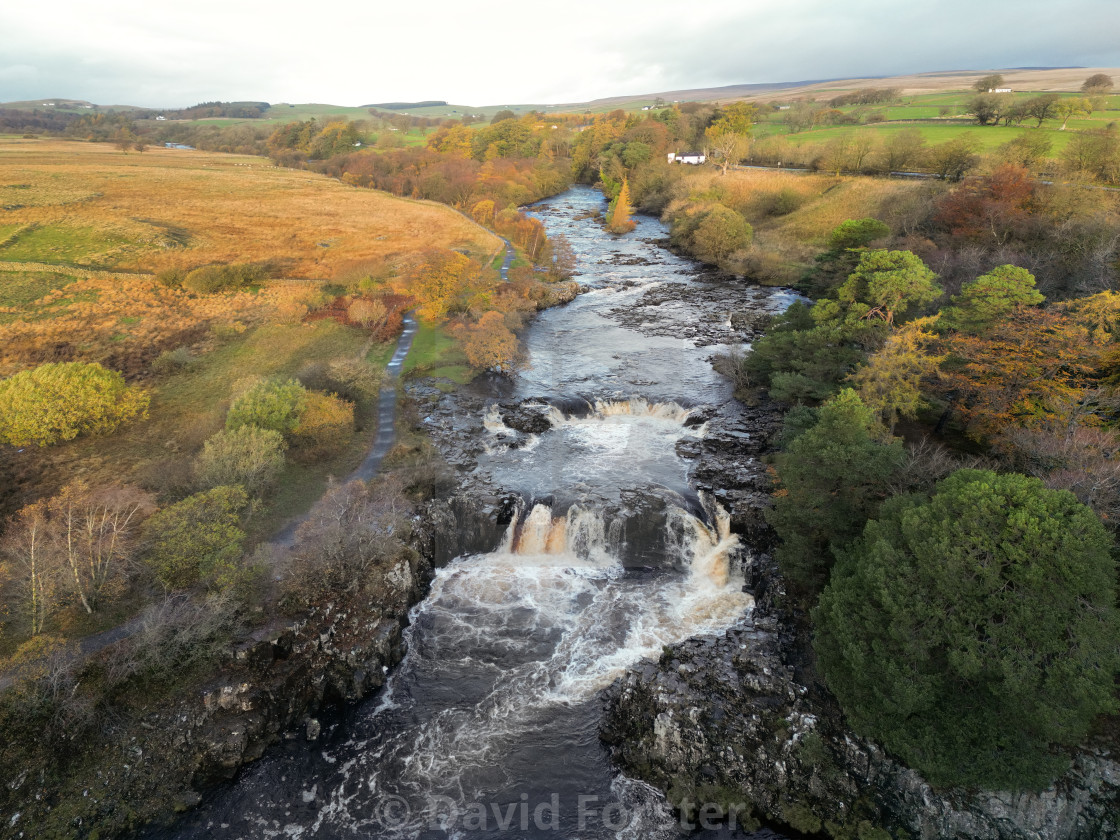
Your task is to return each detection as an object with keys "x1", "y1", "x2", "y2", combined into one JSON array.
[
  {"x1": 602, "y1": 405, "x2": 1120, "y2": 840},
  {"x1": 3, "y1": 547, "x2": 432, "y2": 840}
]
